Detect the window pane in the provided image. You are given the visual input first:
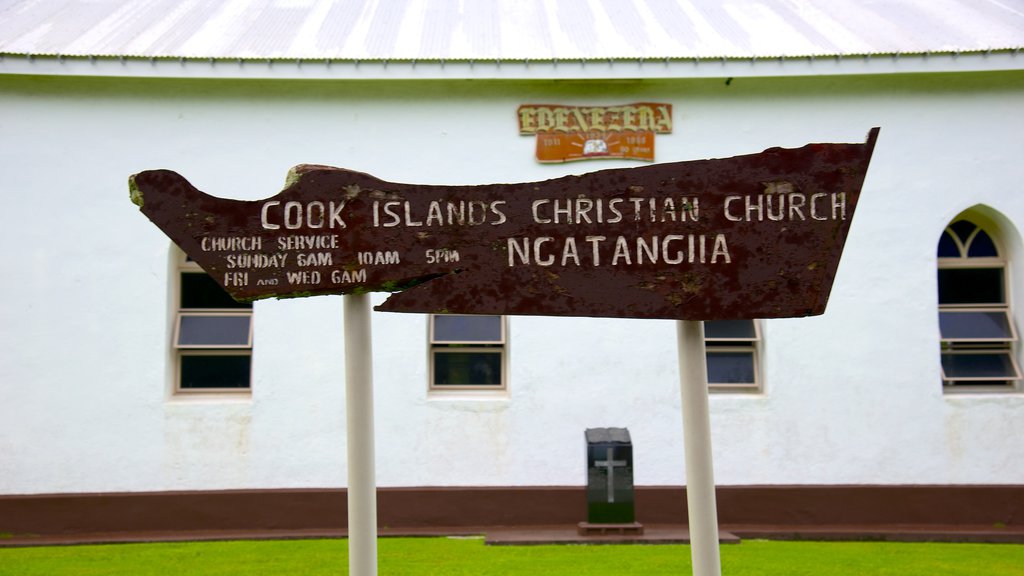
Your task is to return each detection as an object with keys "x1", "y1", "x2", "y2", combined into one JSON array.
[
  {"x1": 937, "y1": 268, "x2": 1004, "y2": 305},
  {"x1": 180, "y1": 355, "x2": 251, "y2": 389},
  {"x1": 936, "y1": 230, "x2": 960, "y2": 258},
  {"x1": 433, "y1": 315, "x2": 503, "y2": 343},
  {"x1": 705, "y1": 320, "x2": 757, "y2": 340},
  {"x1": 967, "y1": 230, "x2": 999, "y2": 258},
  {"x1": 948, "y1": 220, "x2": 977, "y2": 244},
  {"x1": 433, "y1": 351, "x2": 502, "y2": 386},
  {"x1": 939, "y1": 311, "x2": 1014, "y2": 341},
  {"x1": 181, "y1": 273, "x2": 251, "y2": 309},
  {"x1": 941, "y1": 352, "x2": 1020, "y2": 380},
  {"x1": 706, "y1": 351, "x2": 755, "y2": 385},
  {"x1": 178, "y1": 315, "x2": 252, "y2": 347}
]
